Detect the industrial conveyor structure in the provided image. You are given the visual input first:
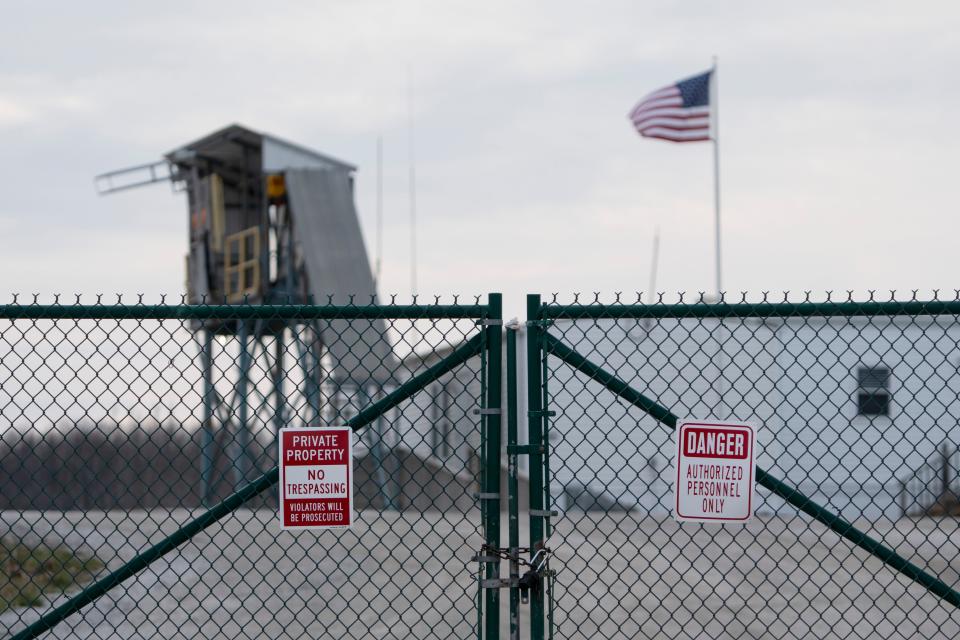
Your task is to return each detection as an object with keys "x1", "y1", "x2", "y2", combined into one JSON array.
[{"x1": 97, "y1": 124, "x2": 397, "y2": 503}]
